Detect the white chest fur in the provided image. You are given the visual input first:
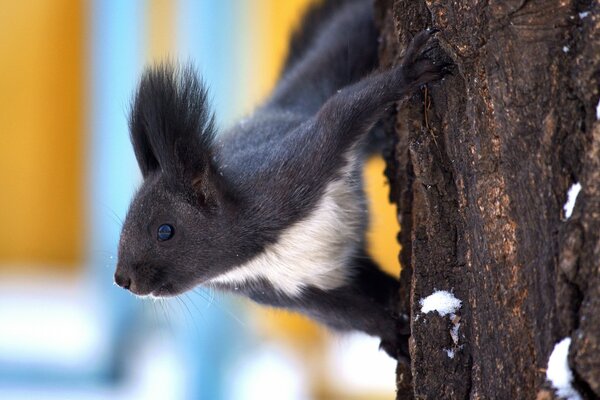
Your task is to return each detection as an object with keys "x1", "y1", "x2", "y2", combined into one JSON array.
[{"x1": 207, "y1": 166, "x2": 364, "y2": 297}]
